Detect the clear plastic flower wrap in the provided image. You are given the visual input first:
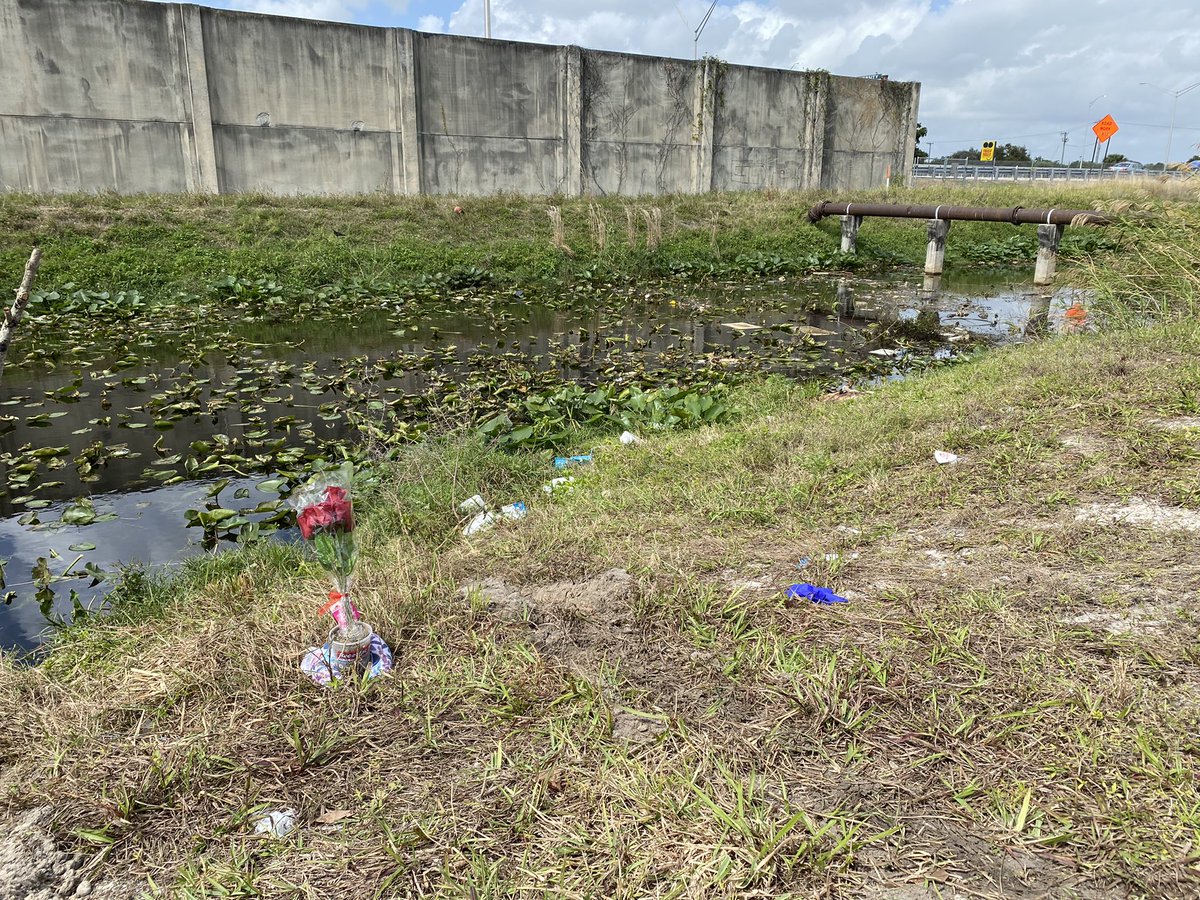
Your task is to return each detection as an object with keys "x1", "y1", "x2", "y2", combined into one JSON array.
[{"x1": 291, "y1": 463, "x2": 359, "y2": 632}]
